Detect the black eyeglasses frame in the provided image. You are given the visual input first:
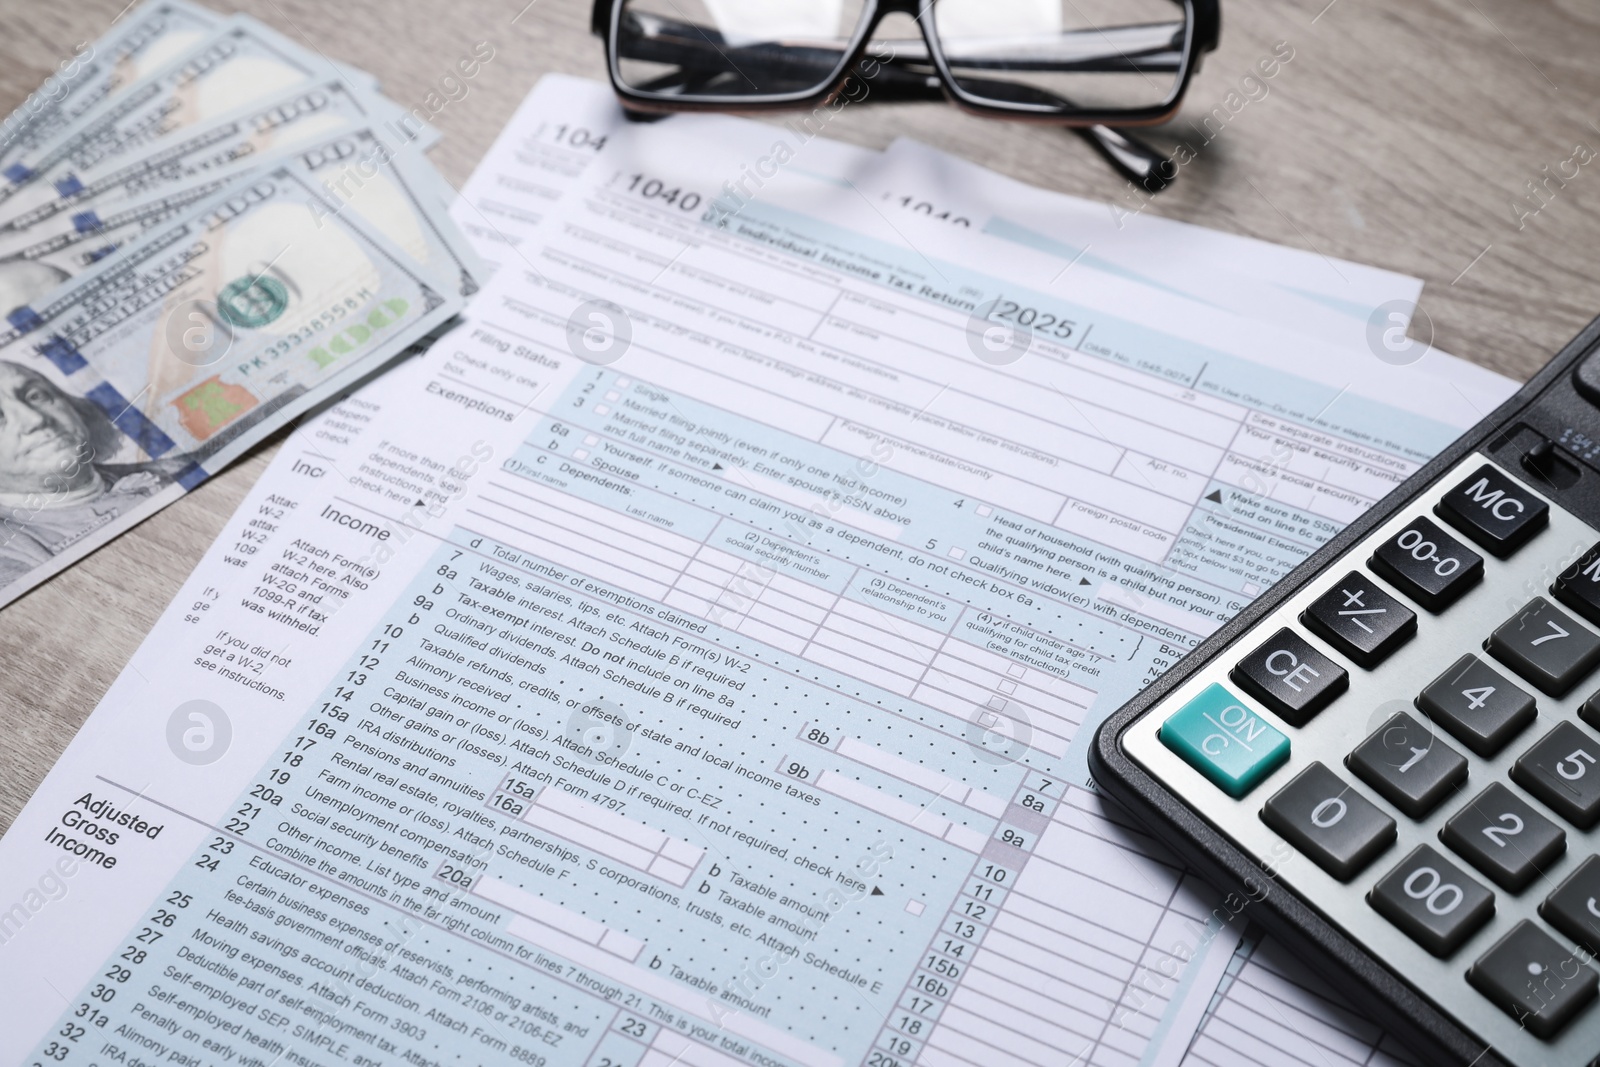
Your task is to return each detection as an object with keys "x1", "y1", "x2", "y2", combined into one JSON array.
[{"x1": 590, "y1": 0, "x2": 1220, "y2": 129}]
